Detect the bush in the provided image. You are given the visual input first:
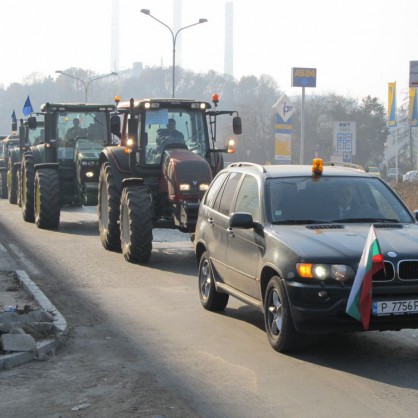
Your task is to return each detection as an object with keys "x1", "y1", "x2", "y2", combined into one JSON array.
[{"x1": 391, "y1": 182, "x2": 418, "y2": 212}]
